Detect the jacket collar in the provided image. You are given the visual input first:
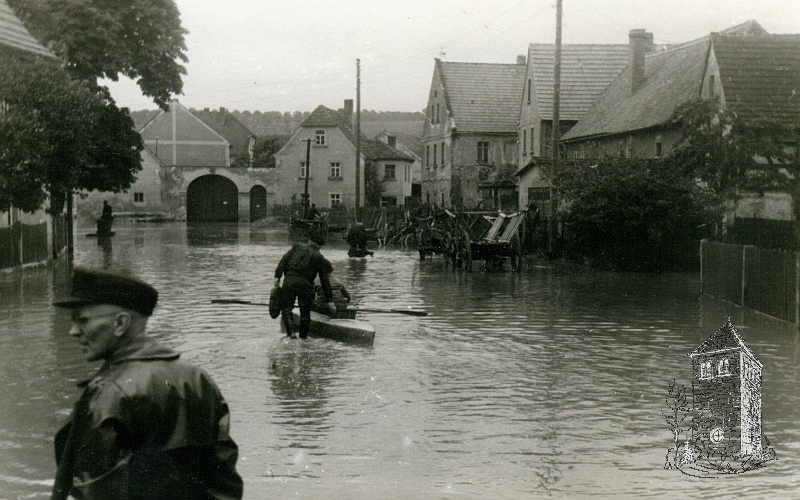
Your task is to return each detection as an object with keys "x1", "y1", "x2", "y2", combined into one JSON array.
[{"x1": 78, "y1": 336, "x2": 180, "y2": 387}]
